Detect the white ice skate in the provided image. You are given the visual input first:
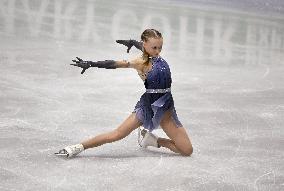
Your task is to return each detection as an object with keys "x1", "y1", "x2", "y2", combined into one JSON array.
[
  {"x1": 138, "y1": 128, "x2": 159, "y2": 148},
  {"x1": 55, "y1": 144, "x2": 84, "y2": 158}
]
